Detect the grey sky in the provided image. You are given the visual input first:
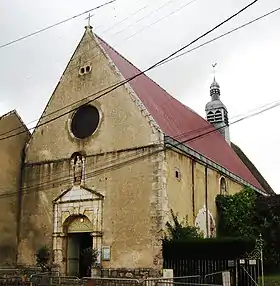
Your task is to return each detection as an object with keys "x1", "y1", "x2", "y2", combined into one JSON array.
[{"x1": 0, "y1": 0, "x2": 279, "y2": 192}]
